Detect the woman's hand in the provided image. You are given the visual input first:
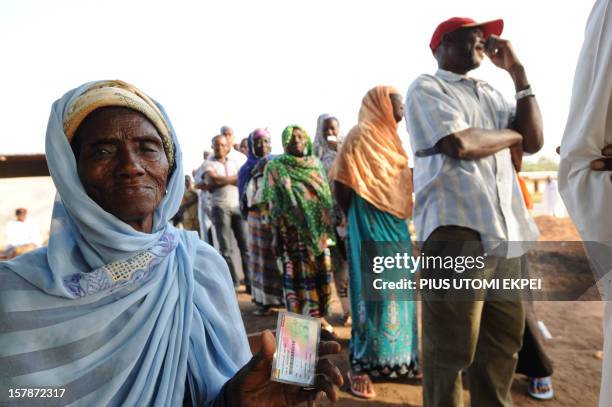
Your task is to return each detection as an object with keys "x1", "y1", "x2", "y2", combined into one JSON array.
[{"x1": 225, "y1": 330, "x2": 343, "y2": 407}]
